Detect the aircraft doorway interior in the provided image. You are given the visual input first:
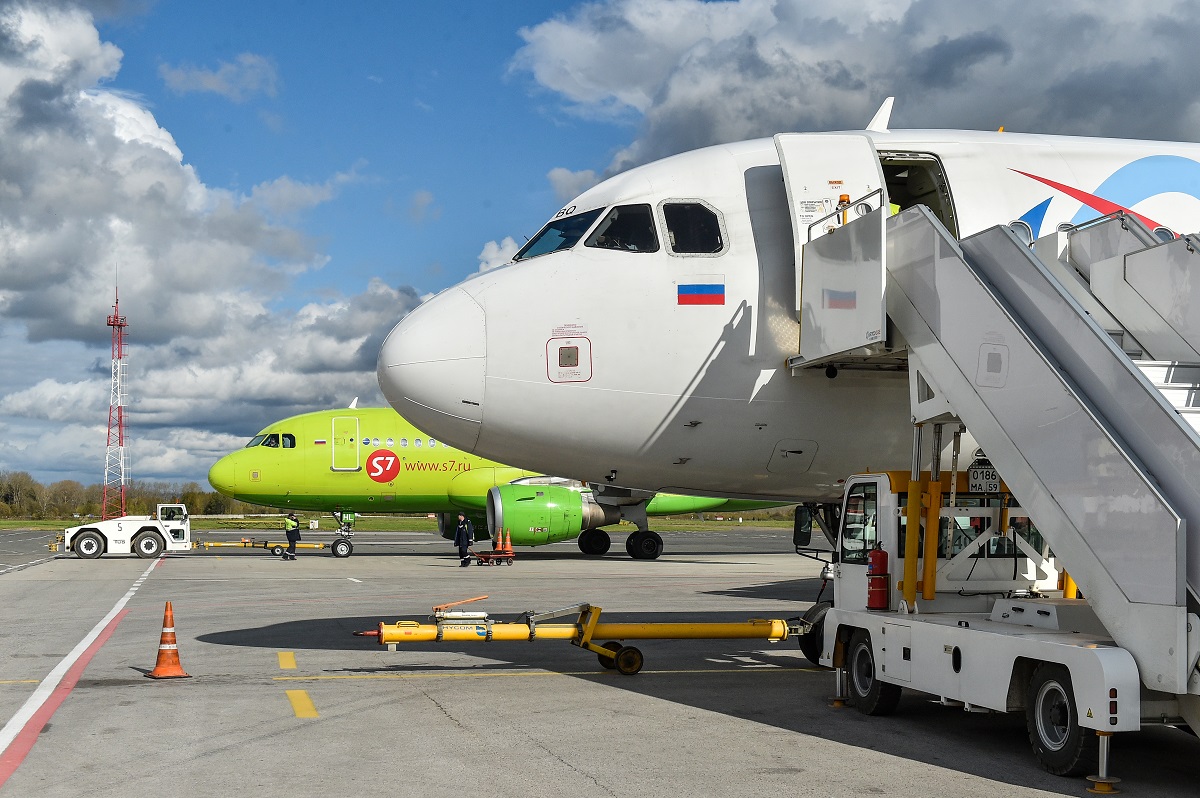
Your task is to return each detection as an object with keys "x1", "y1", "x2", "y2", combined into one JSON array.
[{"x1": 879, "y1": 153, "x2": 958, "y2": 238}]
